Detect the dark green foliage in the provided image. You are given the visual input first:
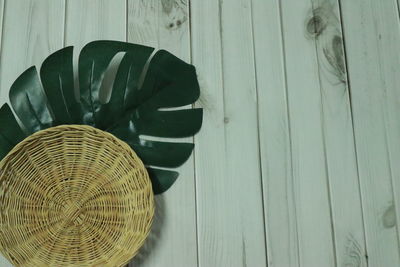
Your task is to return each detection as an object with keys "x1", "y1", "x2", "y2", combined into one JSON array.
[
  {"x1": 0, "y1": 104, "x2": 27, "y2": 159},
  {"x1": 0, "y1": 40, "x2": 202, "y2": 194}
]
